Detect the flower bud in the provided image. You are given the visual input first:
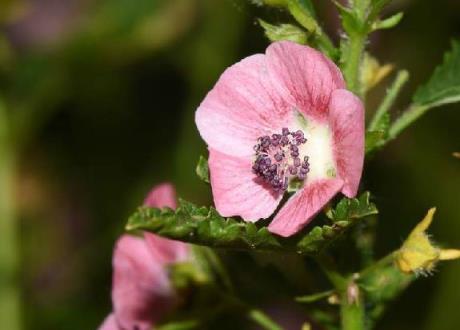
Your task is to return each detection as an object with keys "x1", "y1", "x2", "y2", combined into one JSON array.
[{"x1": 396, "y1": 208, "x2": 460, "y2": 276}]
